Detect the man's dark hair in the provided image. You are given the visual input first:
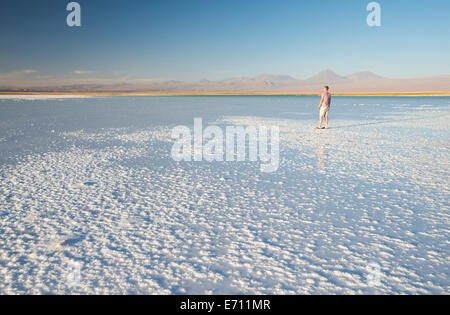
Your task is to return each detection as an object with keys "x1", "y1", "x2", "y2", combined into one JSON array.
[{"x1": 324, "y1": 86, "x2": 329, "y2": 91}]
